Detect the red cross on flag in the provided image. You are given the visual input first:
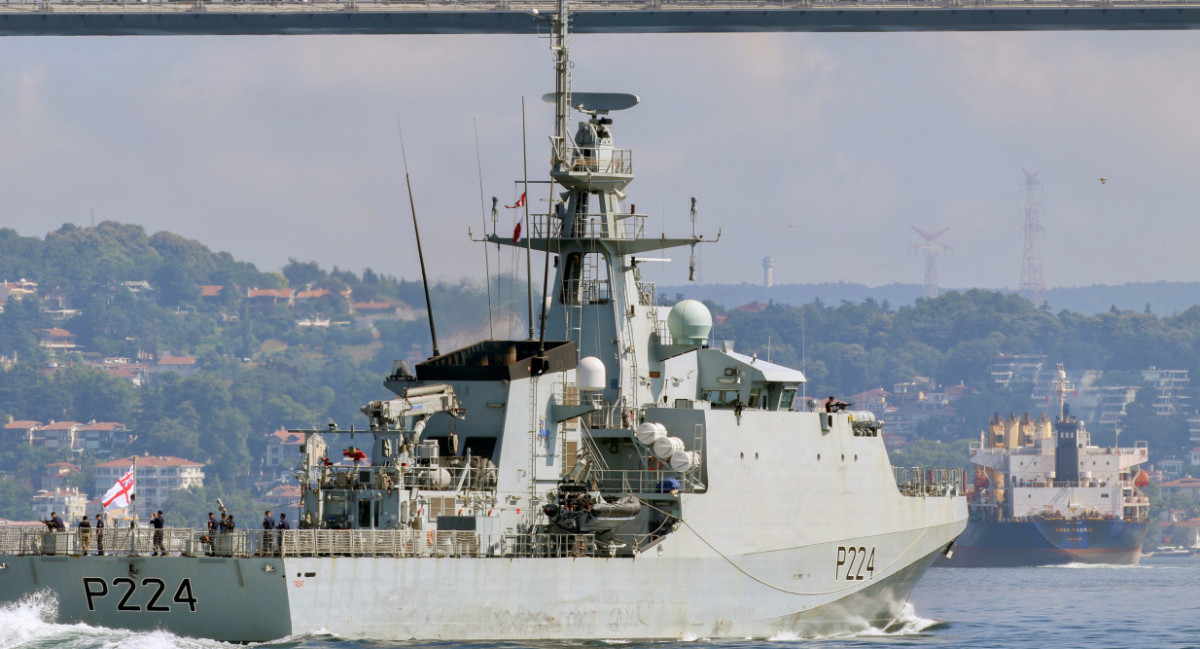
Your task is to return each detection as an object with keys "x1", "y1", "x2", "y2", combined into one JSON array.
[{"x1": 102, "y1": 466, "x2": 135, "y2": 512}]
